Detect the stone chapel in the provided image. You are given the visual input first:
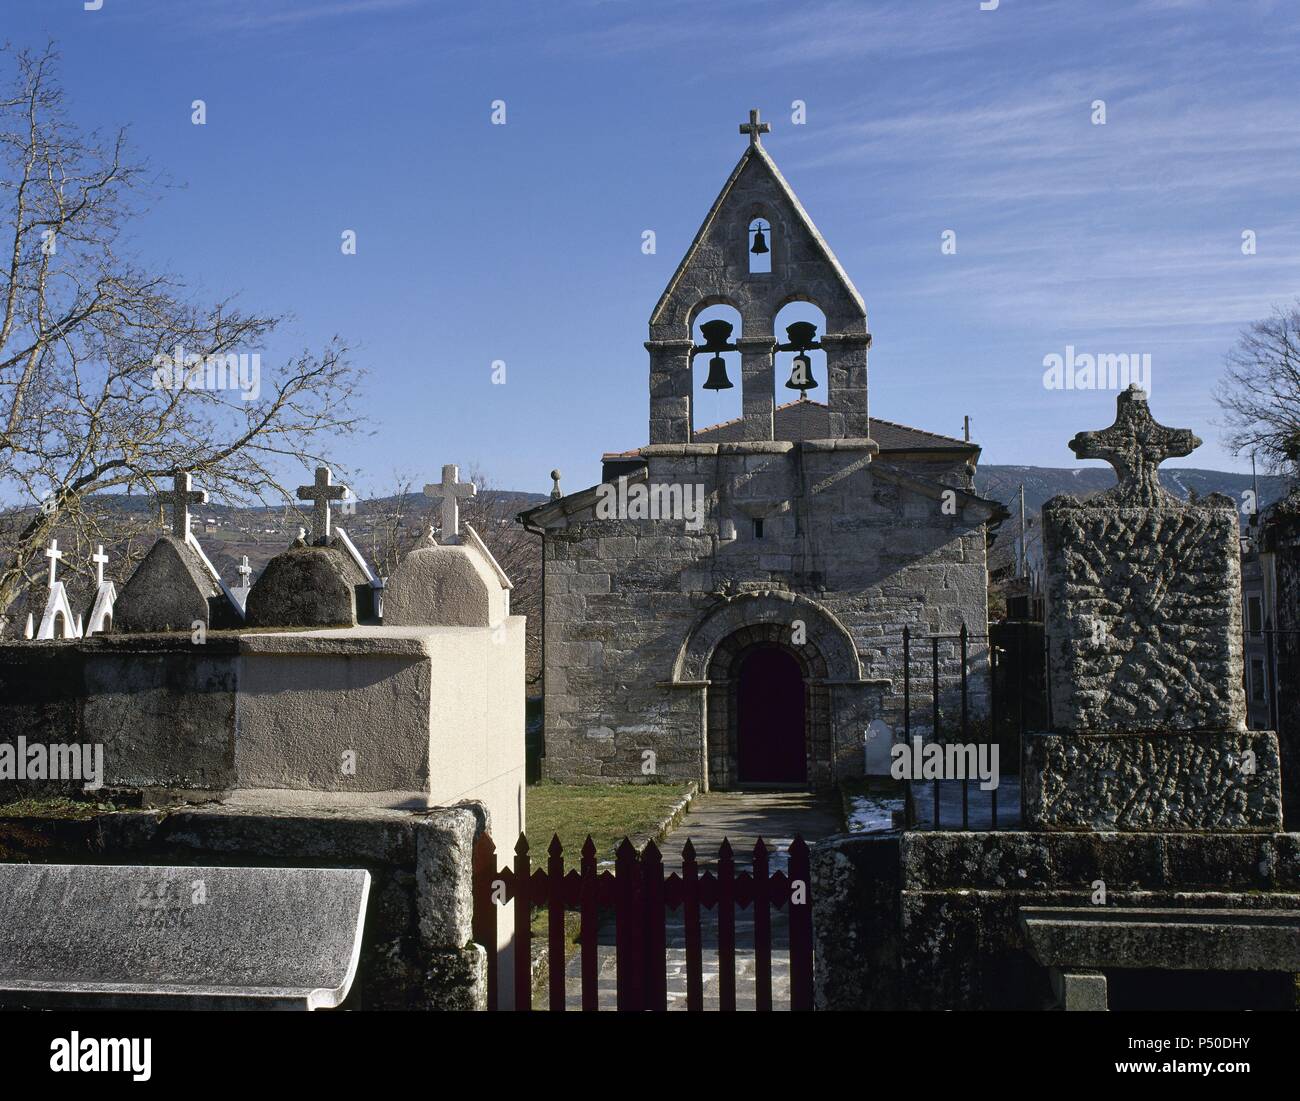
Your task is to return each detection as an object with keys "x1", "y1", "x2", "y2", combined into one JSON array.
[{"x1": 520, "y1": 111, "x2": 1004, "y2": 791}]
